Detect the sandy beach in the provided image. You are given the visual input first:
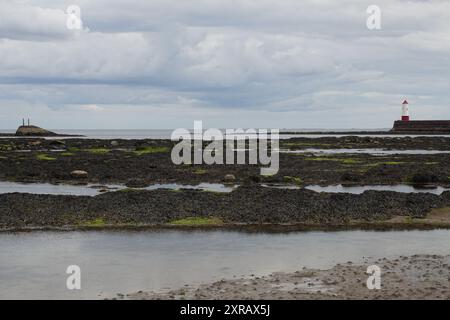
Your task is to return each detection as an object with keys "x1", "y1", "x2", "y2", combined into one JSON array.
[{"x1": 126, "y1": 254, "x2": 450, "y2": 300}]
